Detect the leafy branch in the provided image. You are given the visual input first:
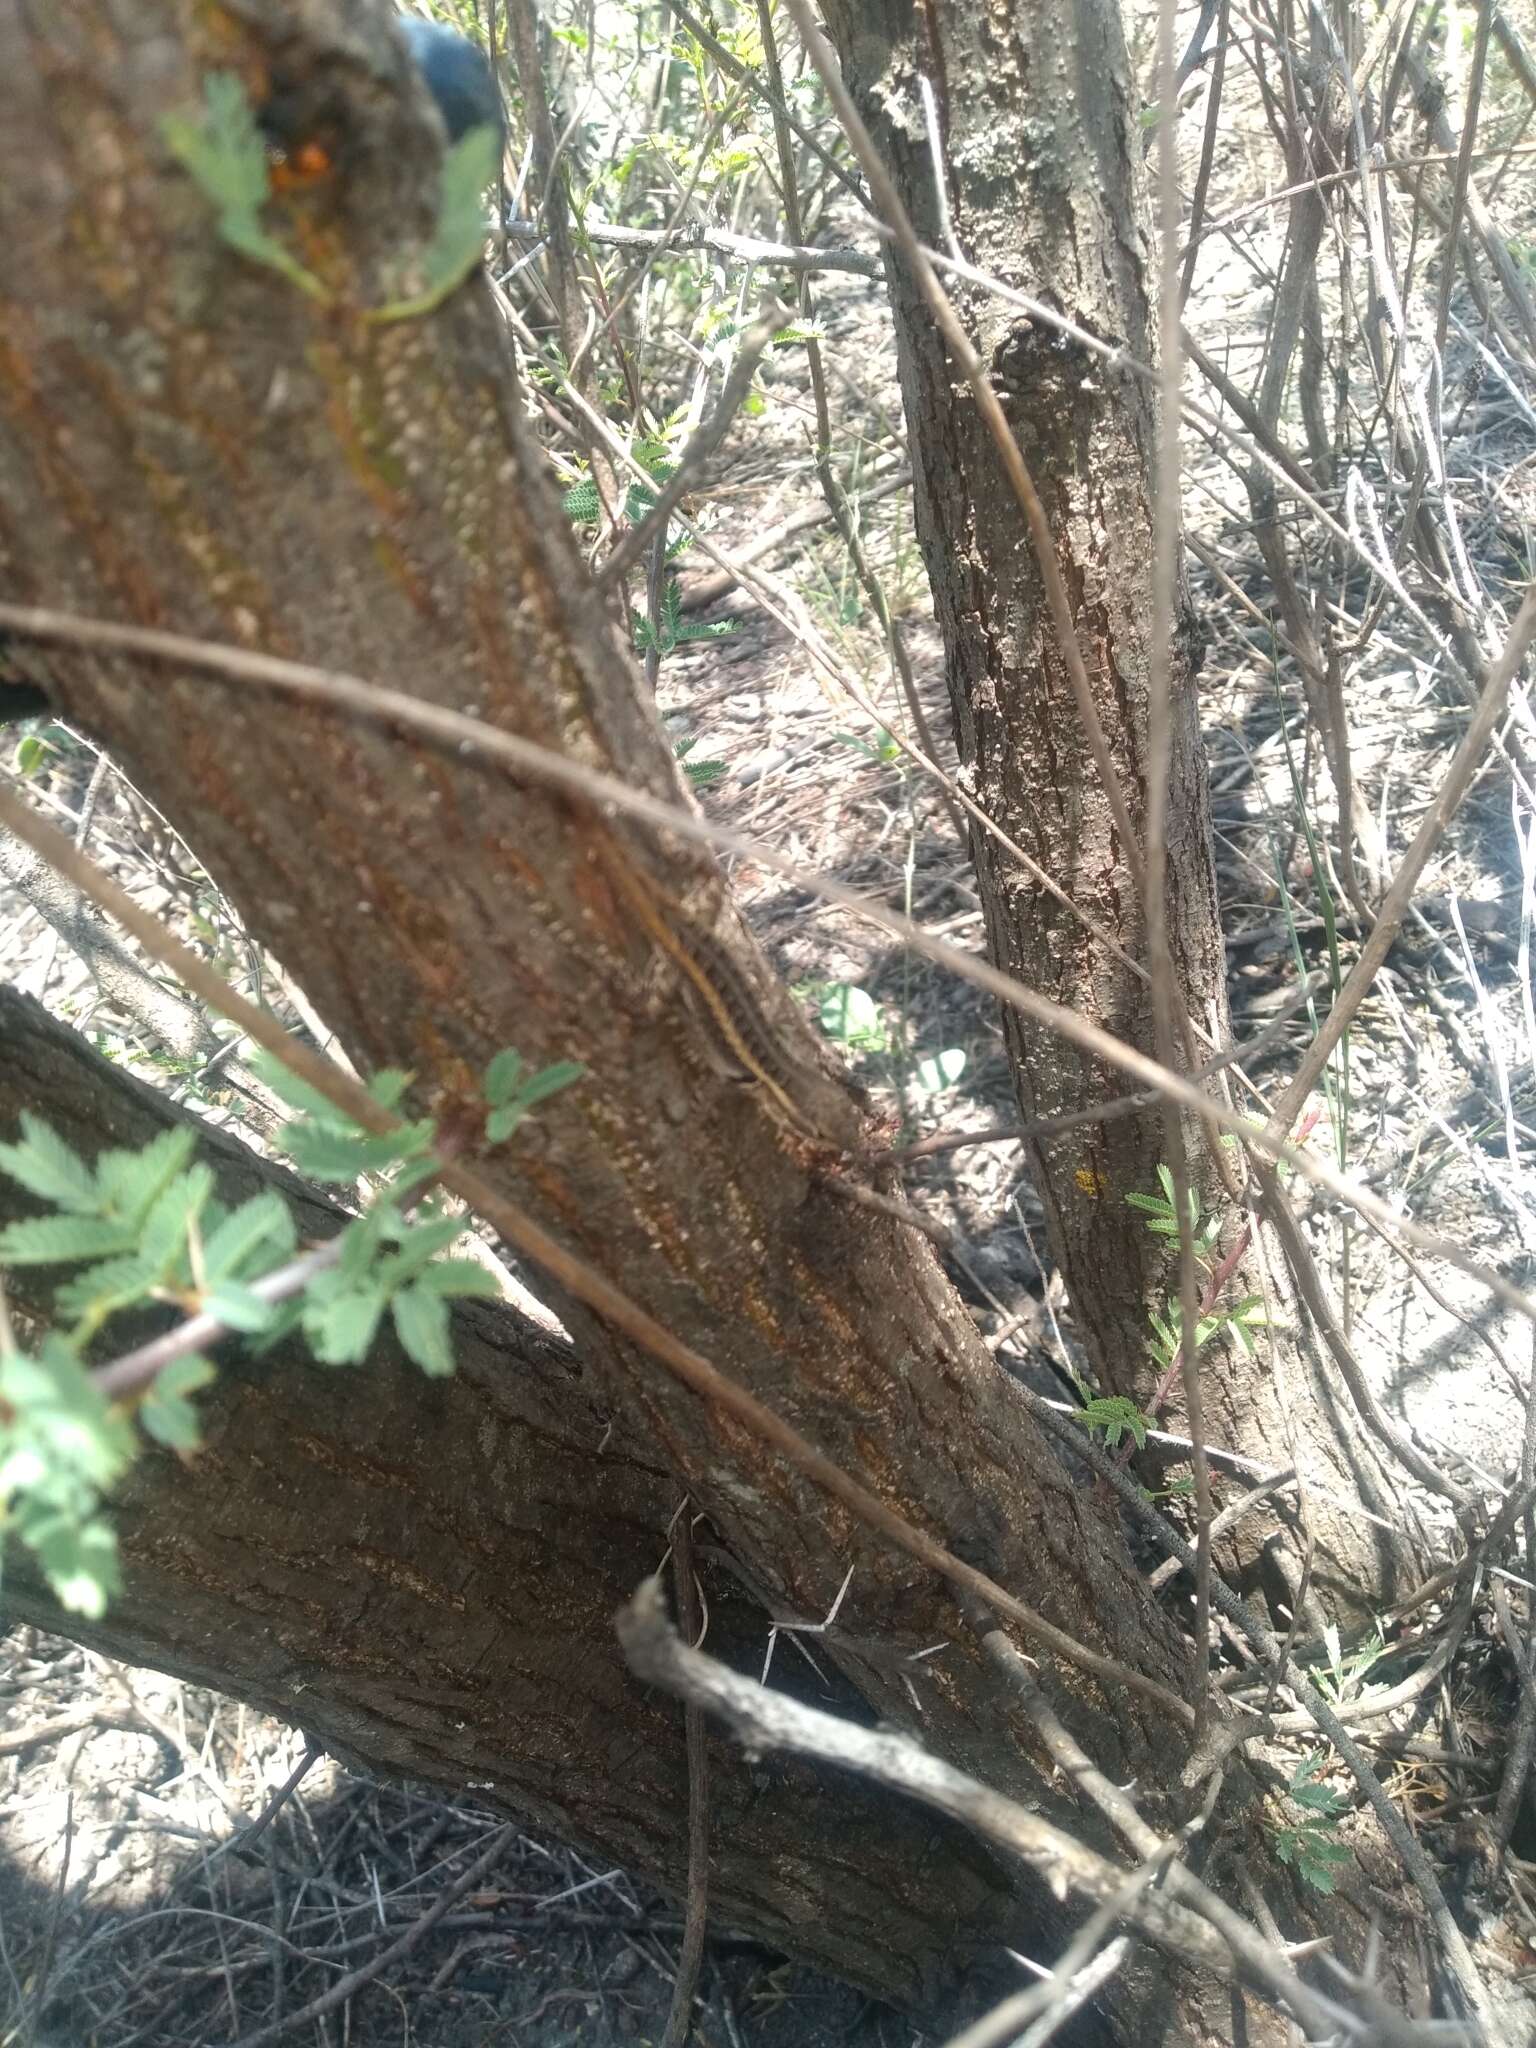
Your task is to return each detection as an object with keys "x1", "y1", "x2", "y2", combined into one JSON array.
[
  {"x1": 0, "y1": 1047, "x2": 582, "y2": 1618},
  {"x1": 1123, "y1": 1166, "x2": 1267, "y2": 1444},
  {"x1": 1125, "y1": 1162, "x2": 1222, "y2": 1259},
  {"x1": 1271, "y1": 1753, "x2": 1352, "y2": 1894},
  {"x1": 635, "y1": 575, "x2": 735, "y2": 659}
]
